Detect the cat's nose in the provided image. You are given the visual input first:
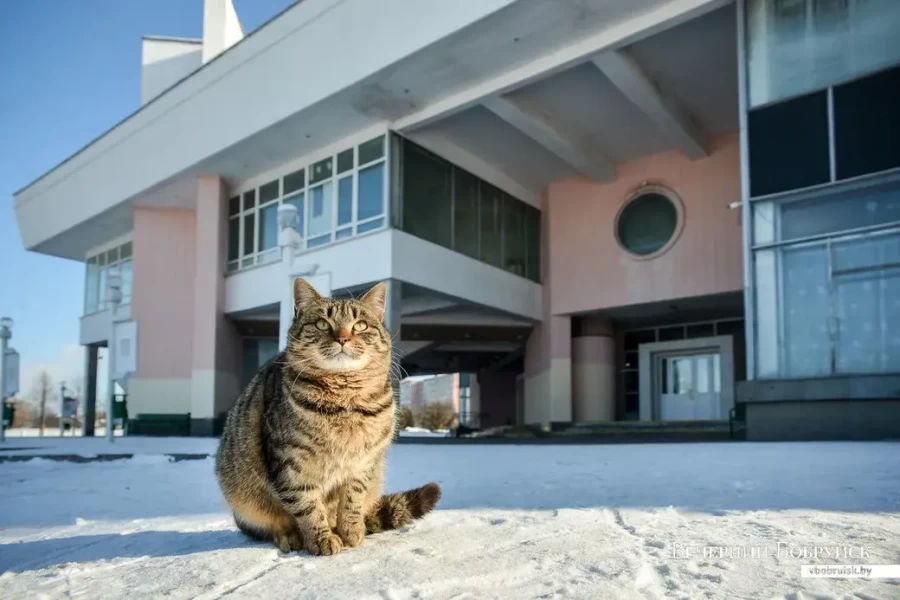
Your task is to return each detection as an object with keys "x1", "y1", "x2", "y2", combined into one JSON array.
[
  {"x1": 336, "y1": 328, "x2": 352, "y2": 345},
  {"x1": 337, "y1": 336, "x2": 349, "y2": 345}
]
